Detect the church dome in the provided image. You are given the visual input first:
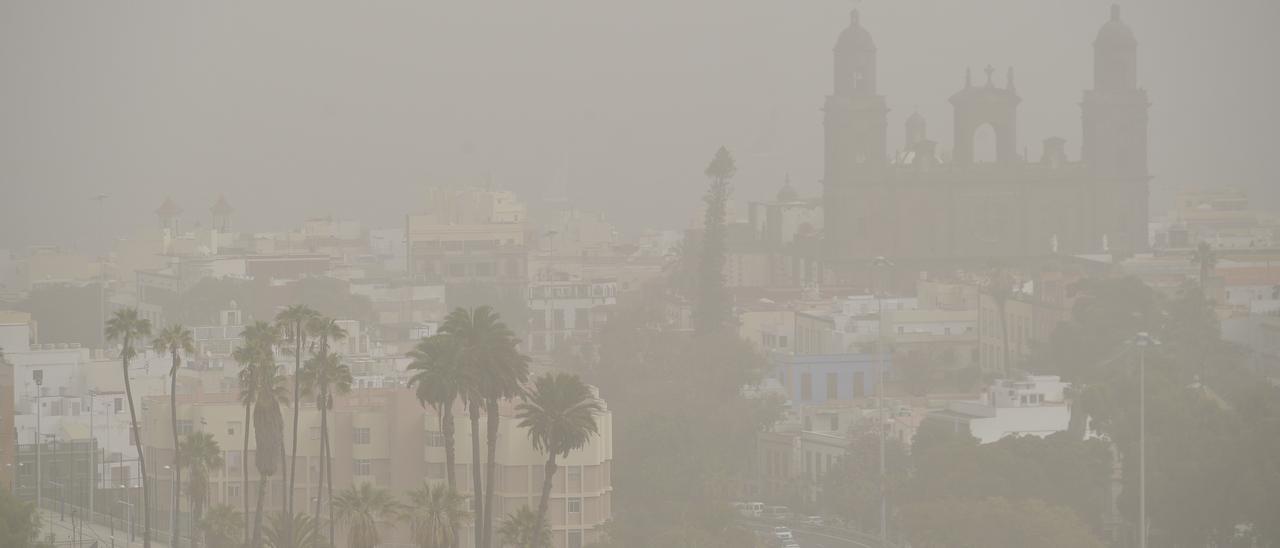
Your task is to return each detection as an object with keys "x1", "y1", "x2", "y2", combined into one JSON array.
[
  {"x1": 1095, "y1": 5, "x2": 1136, "y2": 48},
  {"x1": 835, "y1": 9, "x2": 876, "y2": 52}
]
